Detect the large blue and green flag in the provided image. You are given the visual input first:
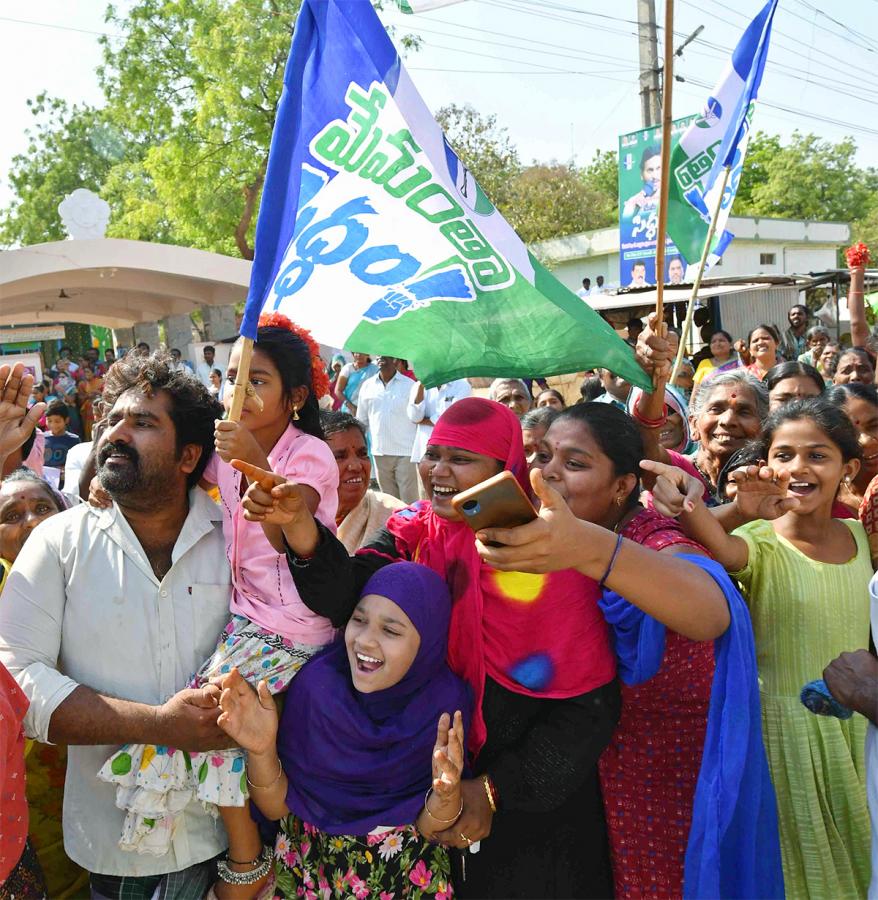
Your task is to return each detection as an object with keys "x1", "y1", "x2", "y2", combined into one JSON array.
[
  {"x1": 666, "y1": 0, "x2": 778, "y2": 274},
  {"x1": 240, "y1": 0, "x2": 649, "y2": 389}
]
